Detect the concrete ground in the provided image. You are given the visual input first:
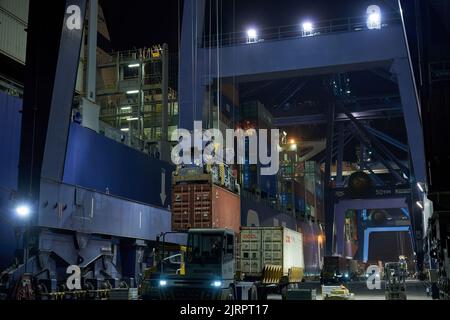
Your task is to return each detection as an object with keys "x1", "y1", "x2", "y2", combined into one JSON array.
[{"x1": 268, "y1": 280, "x2": 431, "y2": 300}]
